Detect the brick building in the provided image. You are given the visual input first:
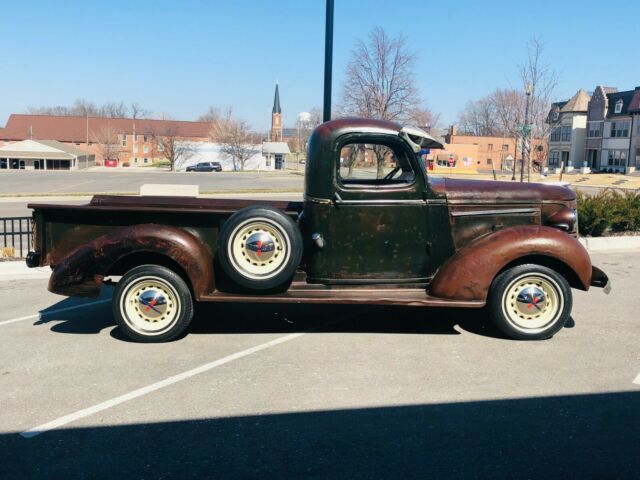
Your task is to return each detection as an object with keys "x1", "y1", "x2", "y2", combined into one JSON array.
[
  {"x1": 0, "y1": 114, "x2": 211, "y2": 167},
  {"x1": 444, "y1": 126, "x2": 546, "y2": 173}
]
